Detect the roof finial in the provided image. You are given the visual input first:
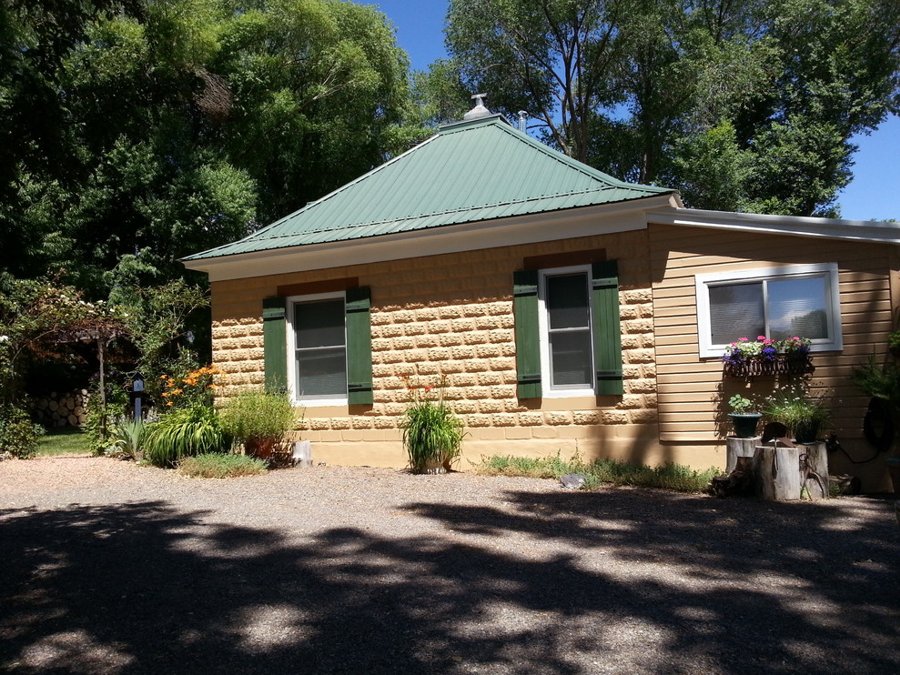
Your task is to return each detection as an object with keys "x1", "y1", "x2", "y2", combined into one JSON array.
[{"x1": 463, "y1": 92, "x2": 491, "y2": 120}]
